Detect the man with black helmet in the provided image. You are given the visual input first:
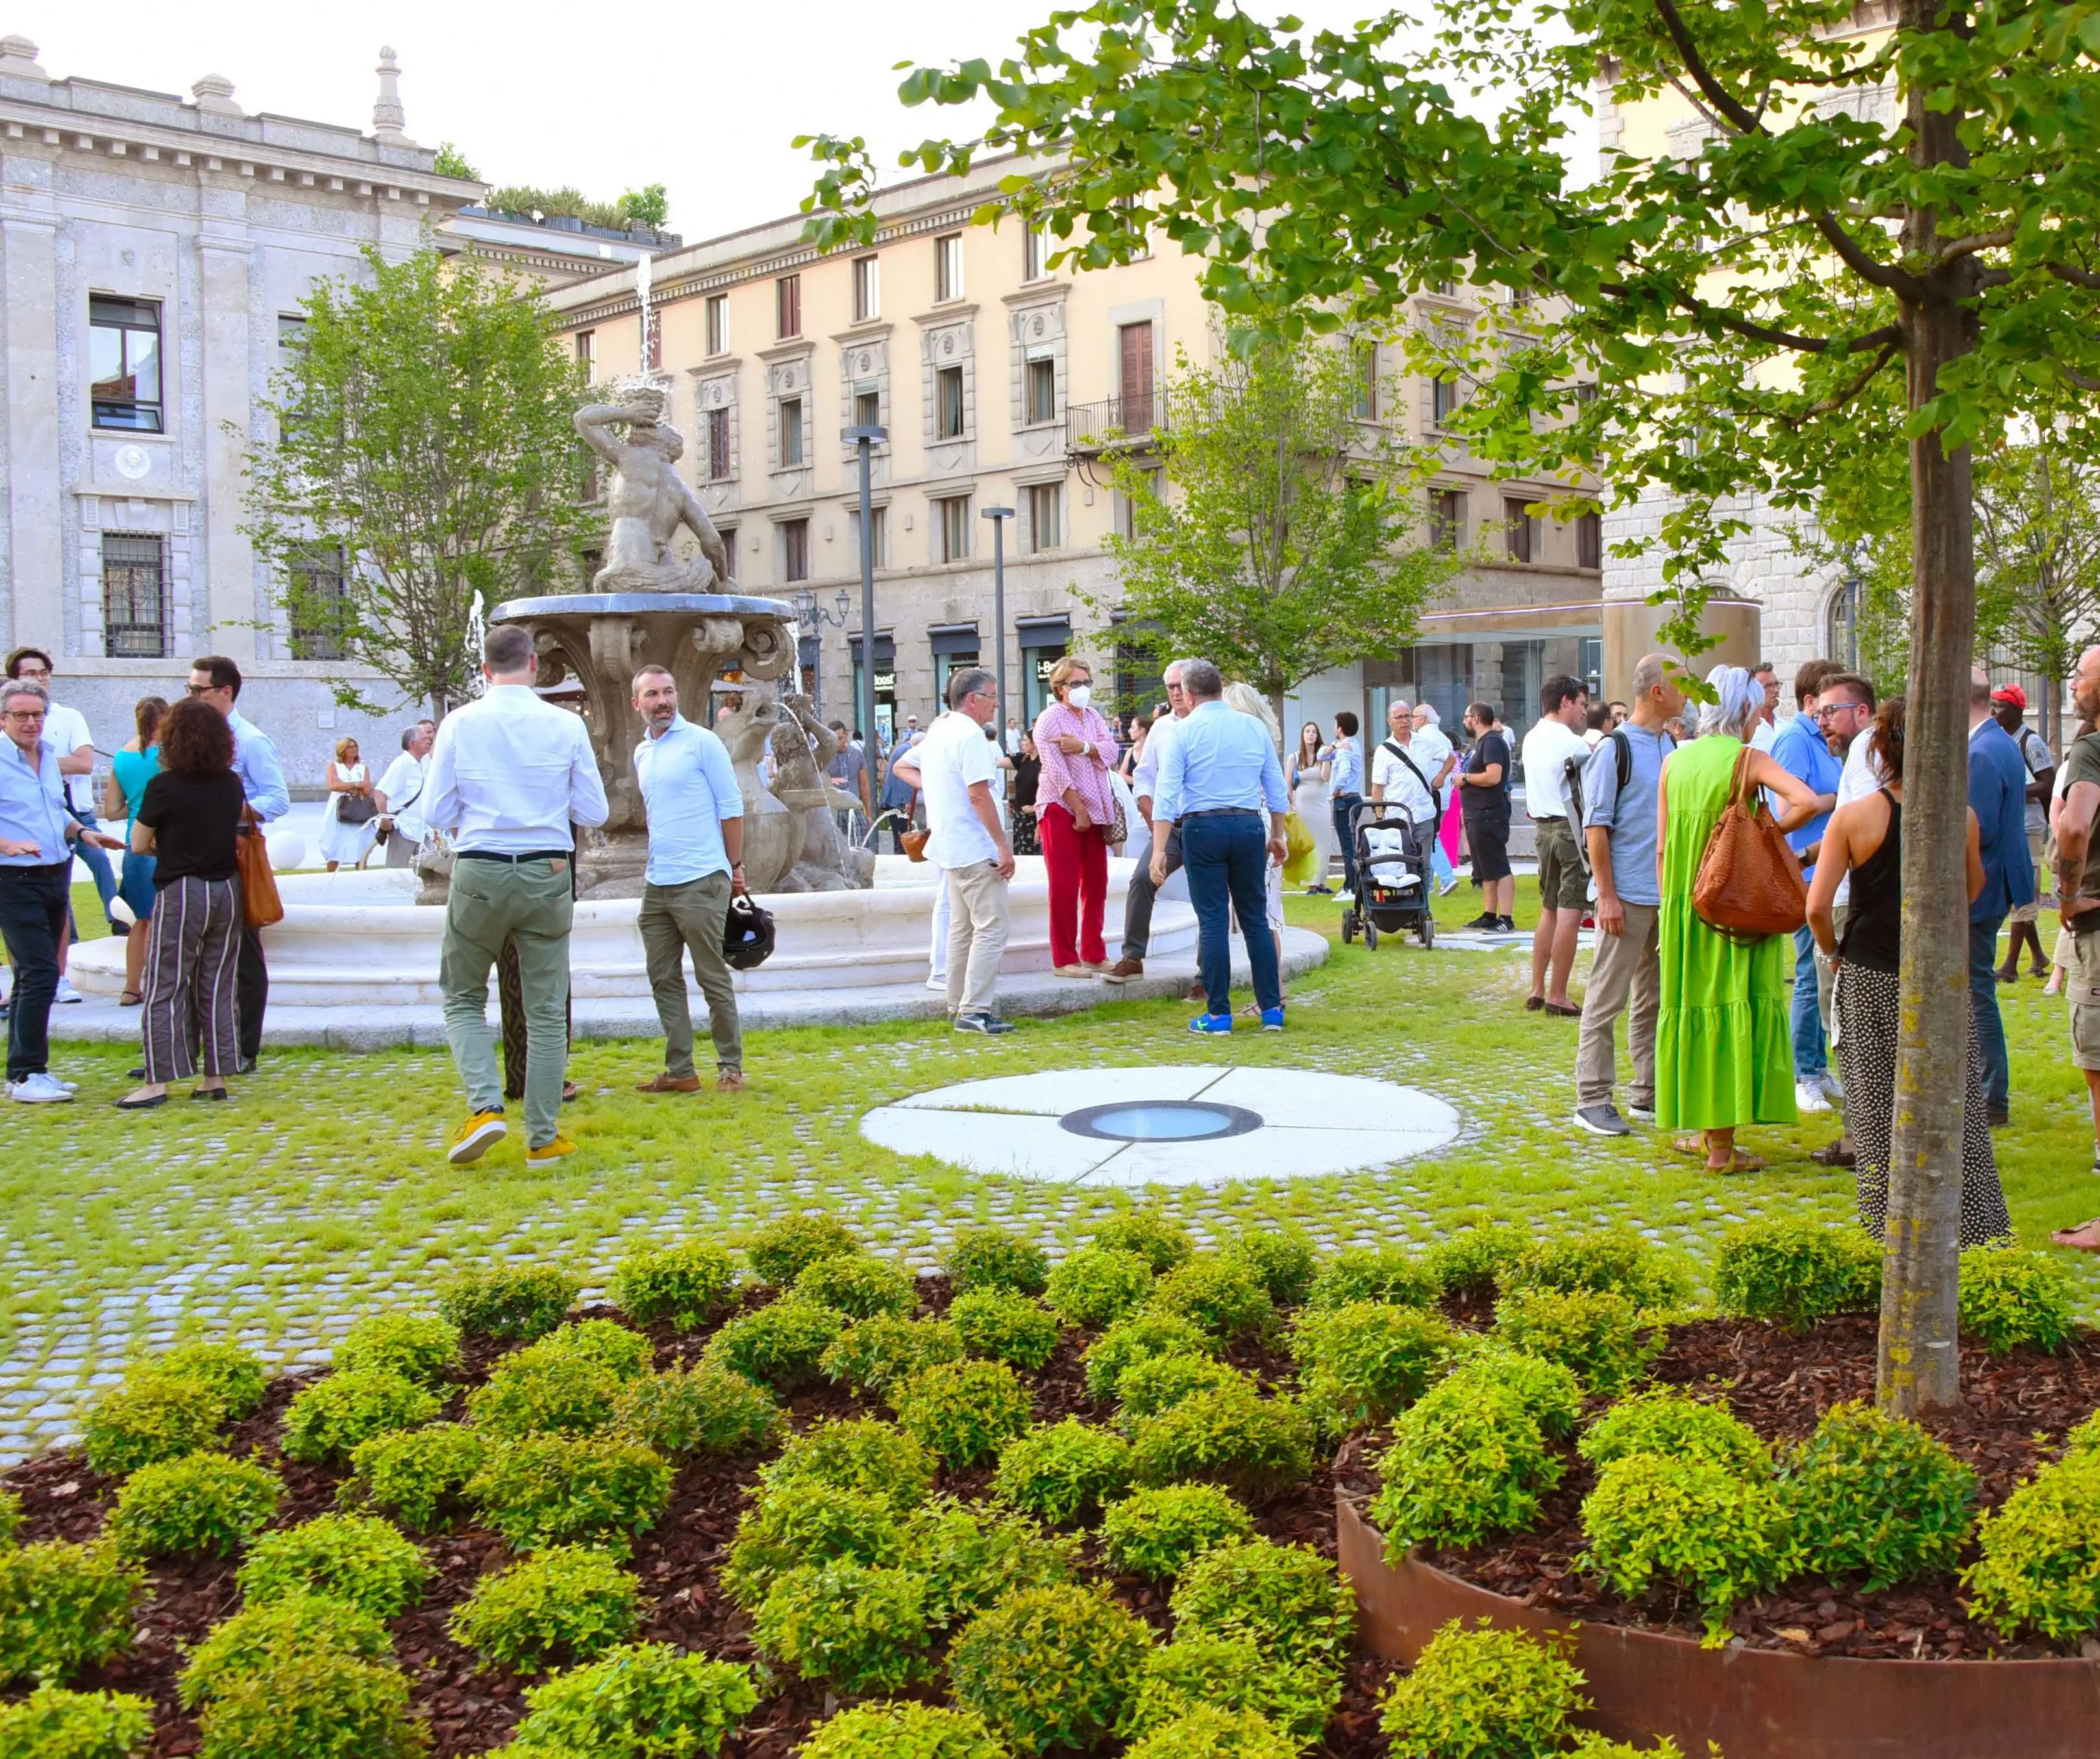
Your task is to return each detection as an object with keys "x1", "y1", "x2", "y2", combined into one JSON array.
[{"x1": 630, "y1": 664, "x2": 747, "y2": 1094}]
